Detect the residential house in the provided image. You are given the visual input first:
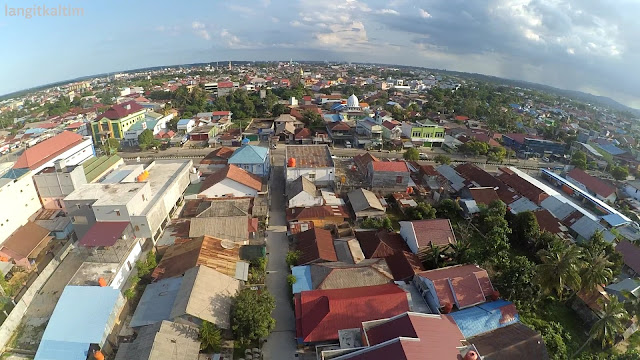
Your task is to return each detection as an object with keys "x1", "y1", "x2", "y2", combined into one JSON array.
[
  {"x1": 198, "y1": 165, "x2": 263, "y2": 198},
  {"x1": 34, "y1": 286, "x2": 125, "y2": 360},
  {"x1": 401, "y1": 120, "x2": 445, "y2": 147},
  {"x1": 274, "y1": 113, "x2": 304, "y2": 131},
  {"x1": 294, "y1": 284, "x2": 410, "y2": 344},
  {"x1": 122, "y1": 112, "x2": 170, "y2": 146},
  {"x1": 355, "y1": 229, "x2": 424, "y2": 281},
  {"x1": 295, "y1": 228, "x2": 337, "y2": 265},
  {"x1": 356, "y1": 117, "x2": 383, "y2": 143},
  {"x1": 91, "y1": 101, "x2": 146, "y2": 143},
  {"x1": 353, "y1": 152, "x2": 379, "y2": 177},
  {"x1": 467, "y1": 322, "x2": 549, "y2": 360},
  {"x1": 625, "y1": 181, "x2": 640, "y2": 201},
  {"x1": 0, "y1": 222, "x2": 51, "y2": 271},
  {"x1": 34, "y1": 211, "x2": 73, "y2": 239},
  {"x1": 188, "y1": 124, "x2": 217, "y2": 143},
  {"x1": 228, "y1": 144, "x2": 270, "y2": 177},
  {"x1": 605, "y1": 278, "x2": 640, "y2": 302},
  {"x1": 287, "y1": 176, "x2": 322, "y2": 208},
  {"x1": 198, "y1": 146, "x2": 234, "y2": 174},
  {"x1": 151, "y1": 236, "x2": 245, "y2": 281},
  {"x1": 617, "y1": 239, "x2": 640, "y2": 276},
  {"x1": 347, "y1": 188, "x2": 385, "y2": 220},
  {"x1": 0, "y1": 169, "x2": 42, "y2": 244},
  {"x1": 114, "y1": 321, "x2": 200, "y2": 360},
  {"x1": 566, "y1": 168, "x2": 617, "y2": 202},
  {"x1": 326, "y1": 121, "x2": 353, "y2": 145},
  {"x1": 399, "y1": 219, "x2": 456, "y2": 258},
  {"x1": 290, "y1": 258, "x2": 393, "y2": 294},
  {"x1": 449, "y1": 299, "x2": 520, "y2": 338},
  {"x1": 413, "y1": 264, "x2": 495, "y2": 312},
  {"x1": 285, "y1": 145, "x2": 335, "y2": 186},
  {"x1": 533, "y1": 209, "x2": 564, "y2": 234},
  {"x1": 436, "y1": 165, "x2": 466, "y2": 192},
  {"x1": 381, "y1": 120, "x2": 402, "y2": 140},
  {"x1": 12, "y1": 131, "x2": 95, "y2": 175},
  {"x1": 129, "y1": 277, "x2": 183, "y2": 328},
  {"x1": 292, "y1": 127, "x2": 313, "y2": 144},
  {"x1": 177, "y1": 119, "x2": 195, "y2": 133},
  {"x1": 188, "y1": 215, "x2": 251, "y2": 243},
  {"x1": 367, "y1": 160, "x2": 410, "y2": 189},
  {"x1": 497, "y1": 167, "x2": 548, "y2": 205},
  {"x1": 287, "y1": 205, "x2": 350, "y2": 228}
]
